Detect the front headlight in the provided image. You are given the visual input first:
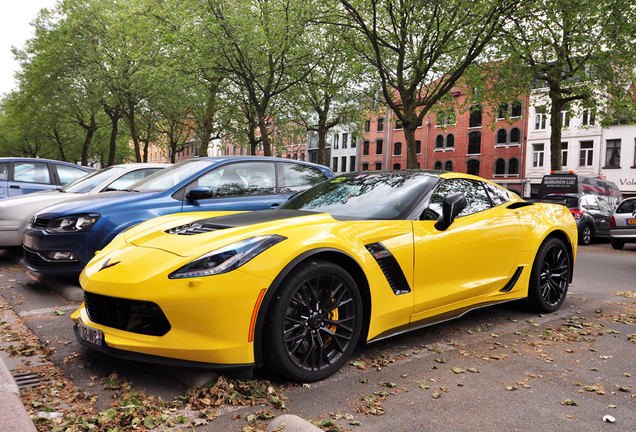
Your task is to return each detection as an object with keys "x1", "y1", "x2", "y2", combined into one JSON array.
[
  {"x1": 46, "y1": 214, "x2": 100, "y2": 233},
  {"x1": 168, "y1": 235, "x2": 286, "y2": 279}
]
